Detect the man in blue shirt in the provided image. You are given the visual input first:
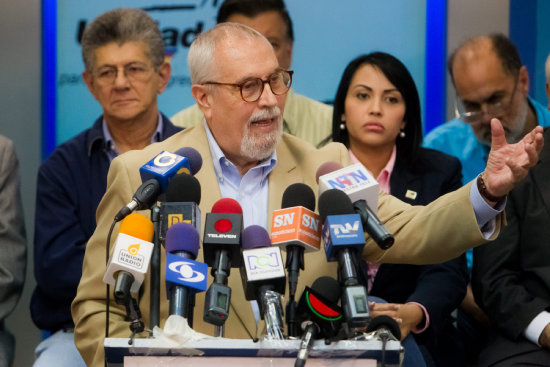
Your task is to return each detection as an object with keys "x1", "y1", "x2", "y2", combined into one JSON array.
[
  {"x1": 425, "y1": 34, "x2": 550, "y2": 185},
  {"x1": 424, "y1": 33, "x2": 550, "y2": 365},
  {"x1": 30, "y1": 9, "x2": 182, "y2": 367}
]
